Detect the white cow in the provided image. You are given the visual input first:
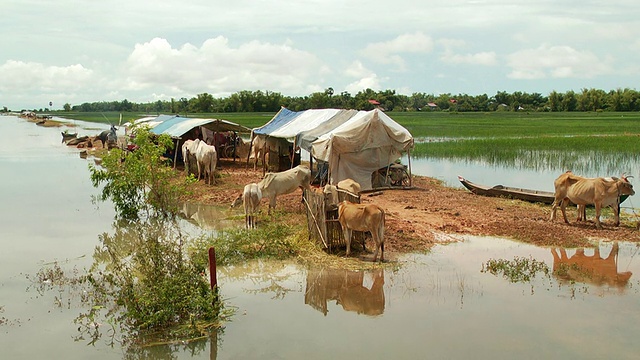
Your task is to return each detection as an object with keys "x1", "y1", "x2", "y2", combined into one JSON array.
[
  {"x1": 258, "y1": 165, "x2": 311, "y2": 214},
  {"x1": 231, "y1": 183, "x2": 262, "y2": 229},
  {"x1": 338, "y1": 200, "x2": 385, "y2": 262},
  {"x1": 195, "y1": 141, "x2": 217, "y2": 185},
  {"x1": 182, "y1": 139, "x2": 200, "y2": 176}
]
